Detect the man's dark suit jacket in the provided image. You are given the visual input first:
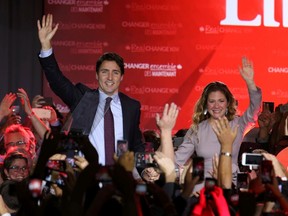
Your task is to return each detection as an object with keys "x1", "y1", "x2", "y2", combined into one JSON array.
[{"x1": 39, "y1": 53, "x2": 144, "y2": 153}]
